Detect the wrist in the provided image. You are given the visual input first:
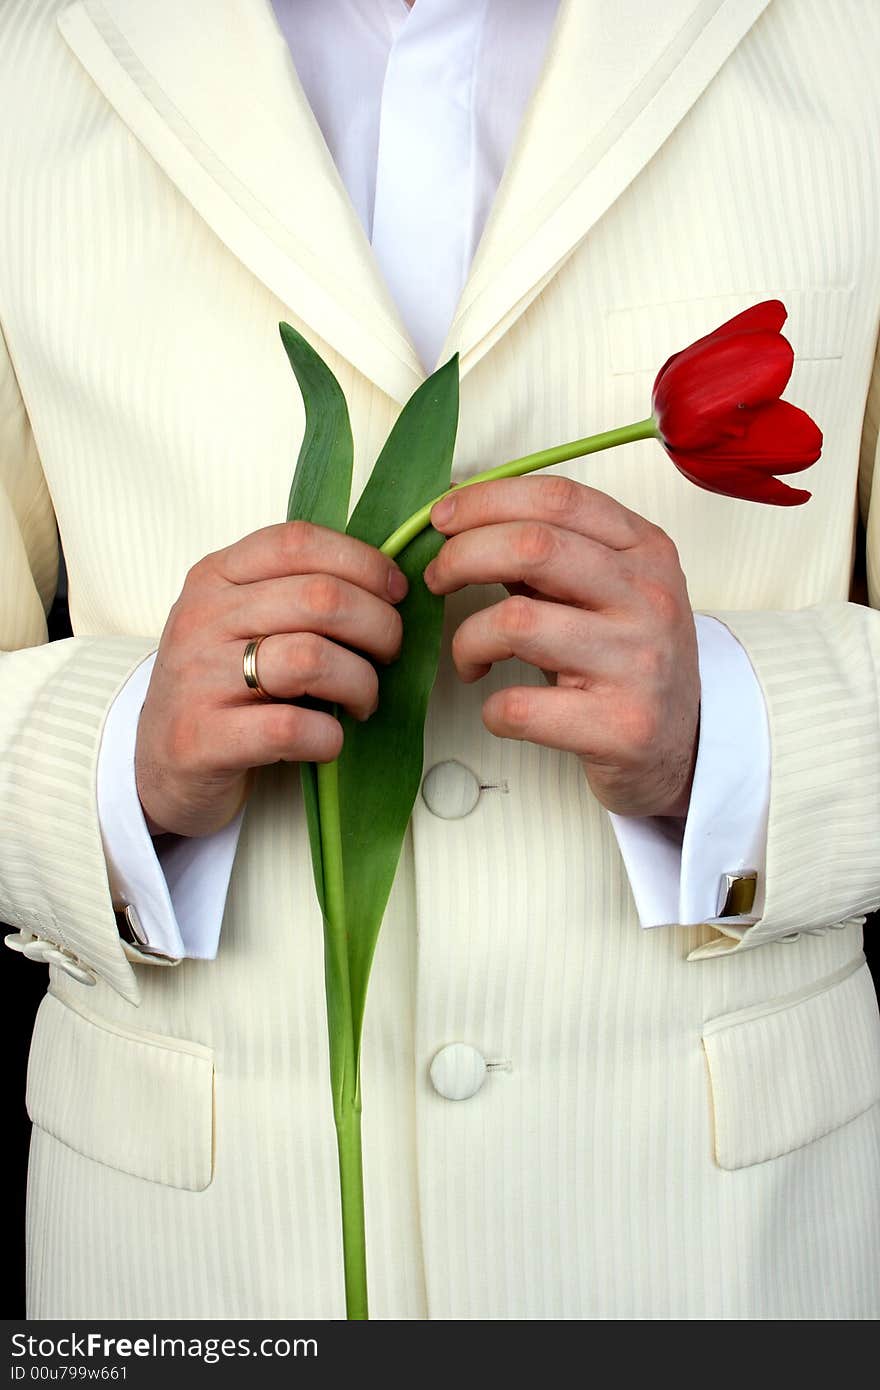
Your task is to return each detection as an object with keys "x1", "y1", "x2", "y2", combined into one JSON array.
[
  {"x1": 656, "y1": 705, "x2": 700, "y2": 818},
  {"x1": 135, "y1": 765, "x2": 176, "y2": 837},
  {"x1": 143, "y1": 806, "x2": 172, "y2": 837}
]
